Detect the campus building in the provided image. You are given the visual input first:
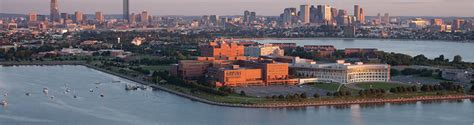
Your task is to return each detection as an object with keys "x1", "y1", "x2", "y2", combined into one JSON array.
[
  {"x1": 303, "y1": 45, "x2": 336, "y2": 58},
  {"x1": 244, "y1": 44, "x2": 284, "y2": 57},
  {"x1": 290, "y1": 59, "x2": 390, "y2": 84},
  {"x1": 200, "y1": 40, "x2": 244, "y2": 59},
  {"x1": 210, "y1": 65, "x2": 265, "y2": 87}
]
